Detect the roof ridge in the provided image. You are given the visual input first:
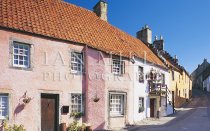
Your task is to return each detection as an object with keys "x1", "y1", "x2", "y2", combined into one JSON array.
[{"x1": 0, "y1": 0, "x2": 166, "y2": 68}]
